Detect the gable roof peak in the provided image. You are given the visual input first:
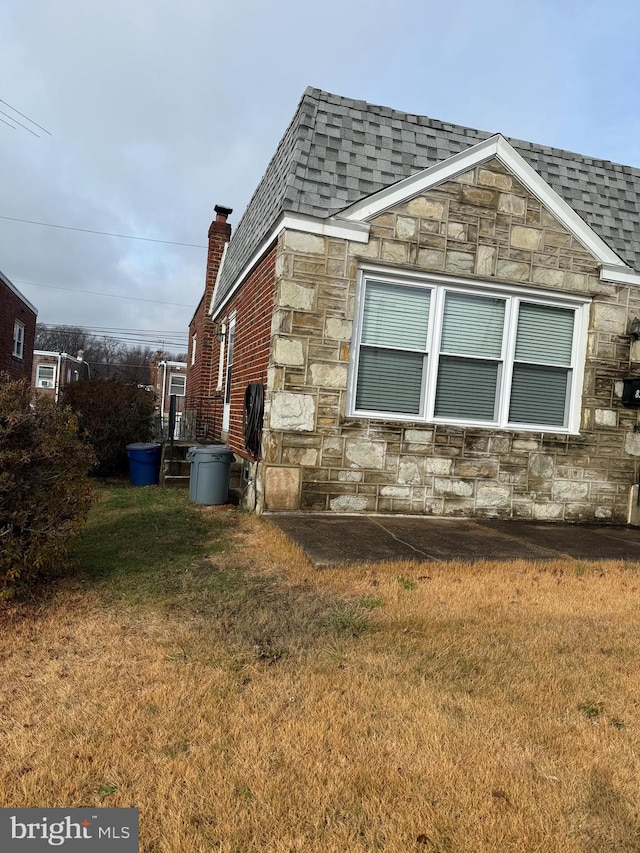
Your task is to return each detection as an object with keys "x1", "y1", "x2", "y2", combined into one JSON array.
[{"x1": 210, "y1": 87, "x2": 640, "y2": 316}]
